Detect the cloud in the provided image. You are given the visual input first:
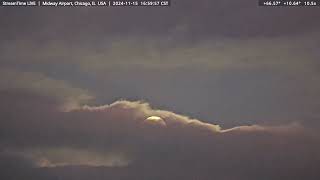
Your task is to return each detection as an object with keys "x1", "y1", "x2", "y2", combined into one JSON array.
[
  {"x1": 1, "y1": 33, "x2": 319, "y2": 73},
  {"x1": 1, "y1": 0, "x2": 320, "y2": 41},
  {"x1": 81, "y1": 100, "x2": 222, "y2": 132},
  {"x1": 4, "y1": 148, "x2": 131, "y2": 168},
  {"x1": 0, "y1": 68, "x2": 94, "y2": 111},
  {"x1": 1, "y1": 90, "x2": 319, "y2": 180},
  {"x1": 221, "y1": 122, "x2": 305, "y2": 134},
  {"x1": 1, "y1": 1, "x2": 320, "y2": 179}
]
